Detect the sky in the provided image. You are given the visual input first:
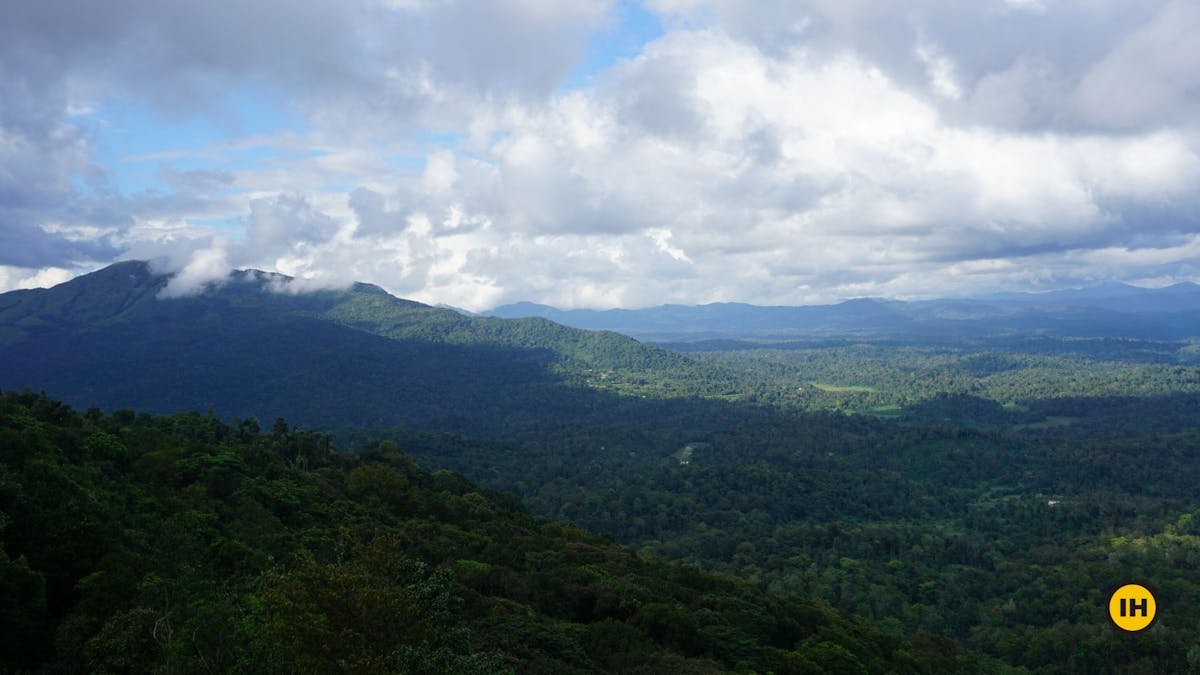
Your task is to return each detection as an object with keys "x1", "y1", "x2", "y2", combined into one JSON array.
[{"x1": 3, "y1": 0, "x2": 1200, "y2": 309}]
